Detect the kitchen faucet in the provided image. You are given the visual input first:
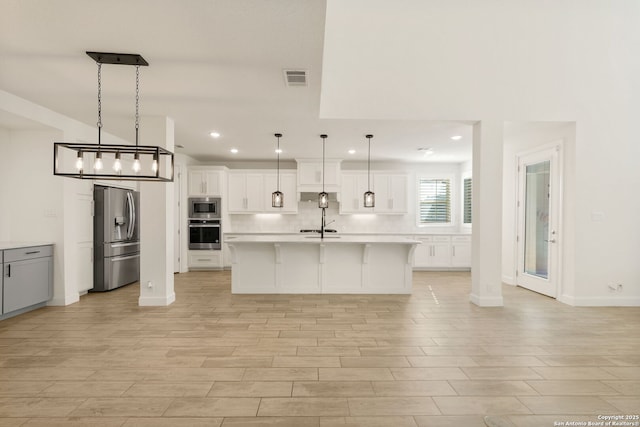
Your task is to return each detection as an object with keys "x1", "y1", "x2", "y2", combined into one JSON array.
[{"x1": 320, "y1": 208, "x2": 336, "y2": 239}]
